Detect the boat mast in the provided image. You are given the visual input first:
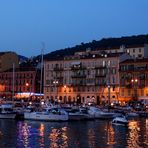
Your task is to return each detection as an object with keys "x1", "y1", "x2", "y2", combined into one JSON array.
[
  {"x1": 12, "y1": 63, "x2": 15, "y2": 101},
  {"x1": 40, "y1": 43, "x2": 44, "y2": 99},
  {"x1": 107, "y1": 60, "x2": 111, "y2": 106}
]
